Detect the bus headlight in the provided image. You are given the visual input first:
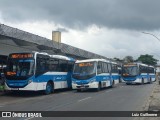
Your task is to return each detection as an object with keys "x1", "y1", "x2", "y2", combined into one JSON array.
[
  {"x1": 28, "y1": 80, "x2": 32, "y2": 84},
  {"x1": 90, "y1": 79, "x2": 96, "y2": 83}
]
